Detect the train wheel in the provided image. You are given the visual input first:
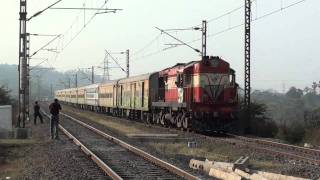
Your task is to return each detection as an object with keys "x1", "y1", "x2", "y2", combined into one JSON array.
[
  {"x1": 176, "y1": 115, "x2": 182, "y2": 128},
  {"x1": 152, "y1": 113, "x2": 157, "y2": 124},
  {"x1": 160, "y1": 115, "x2": 165, "y2": 126},
  {"x1": 183, "y1": 117, "x2": 190, "y2": 129}
]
